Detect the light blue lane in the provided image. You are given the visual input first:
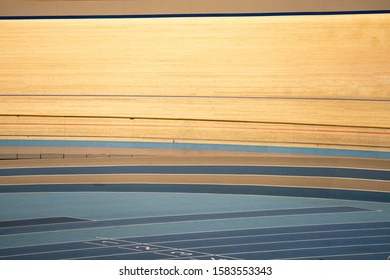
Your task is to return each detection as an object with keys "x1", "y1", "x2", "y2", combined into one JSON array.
[
  {"x1": 1, "y1": 139, "x2": 390, "y2": 158},
  {"x1": 0, "y1": 206, "x2": 371, "y2": 236}
]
